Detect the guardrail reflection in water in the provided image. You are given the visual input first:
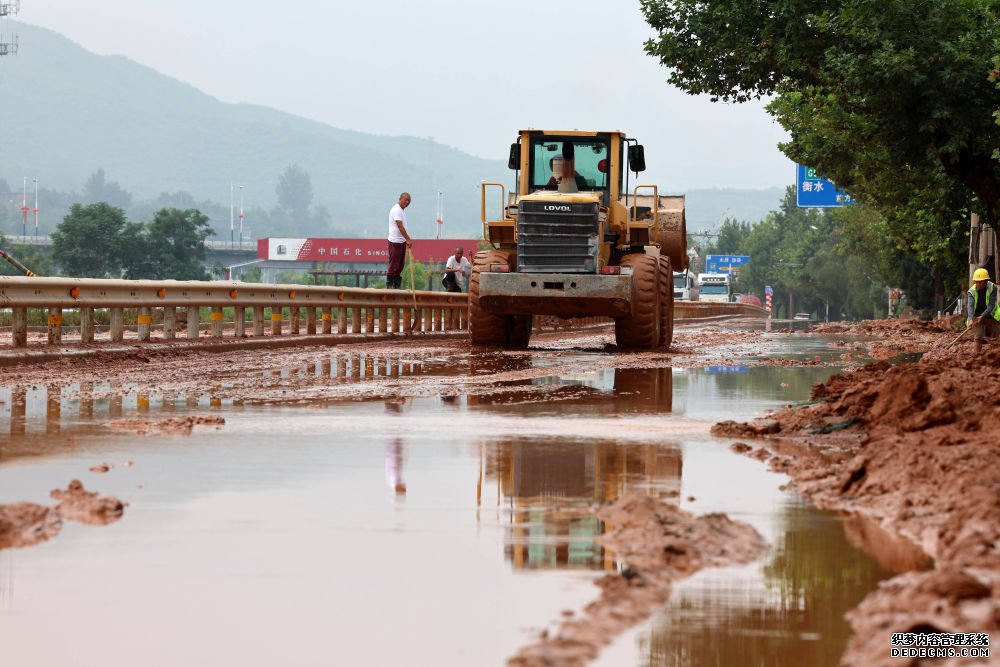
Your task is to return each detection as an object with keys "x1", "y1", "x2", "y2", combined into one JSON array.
[{"x1": 0, "y1": 276, "x2": 468, "y2": 348}]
